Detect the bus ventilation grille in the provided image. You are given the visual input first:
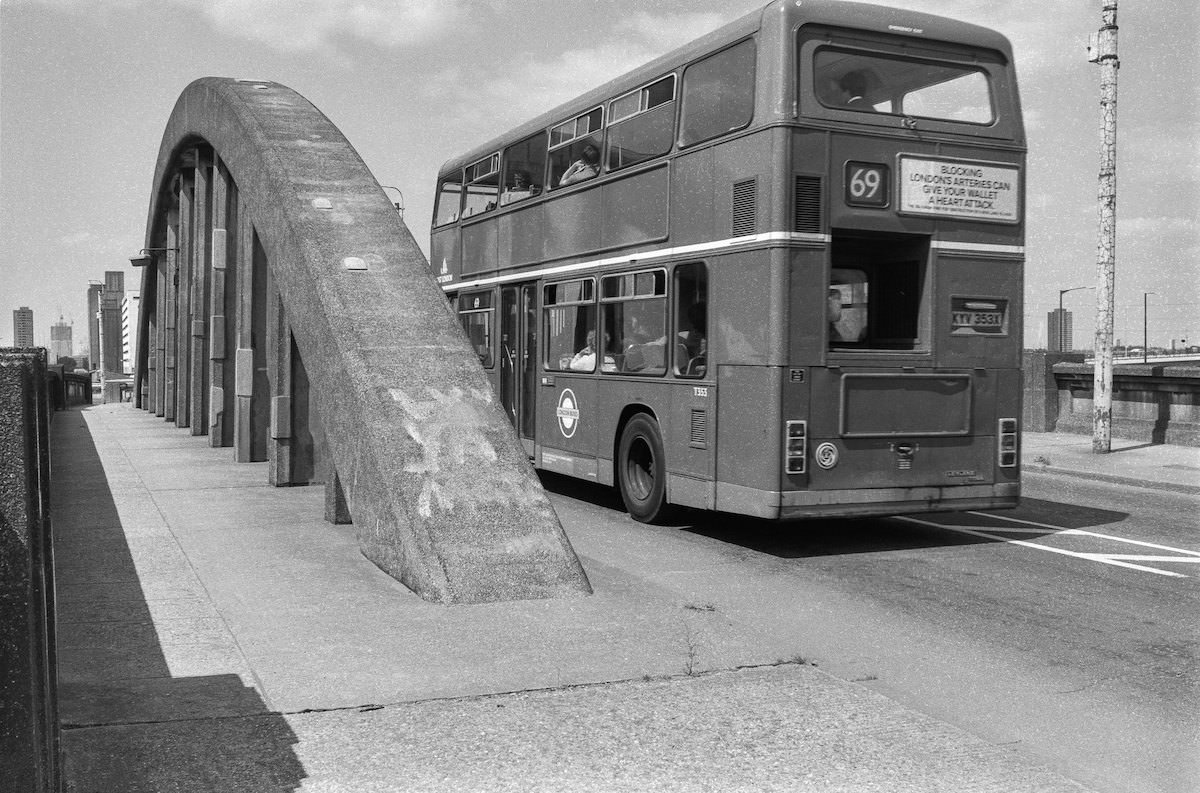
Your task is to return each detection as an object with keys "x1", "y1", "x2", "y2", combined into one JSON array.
[
  {"x1": 732, "y1": 179, "x2": 757, "y2": 237},
  {"x1": 794, "y1": 175, "x2": 822, "y2": 233},
  {"x1": 689, "y1": 408, "x2": 708, "y2": 448}
]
